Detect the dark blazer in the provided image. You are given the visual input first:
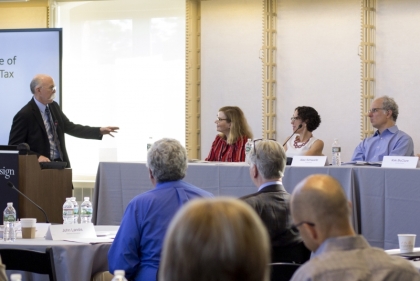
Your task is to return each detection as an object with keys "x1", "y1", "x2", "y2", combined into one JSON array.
[
  {"x1": 241, "y1": 184, "x2": 310, "y2": 263},
  {"x1": 9, "y1": 98, "x2": 102, "y2": 167}
]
